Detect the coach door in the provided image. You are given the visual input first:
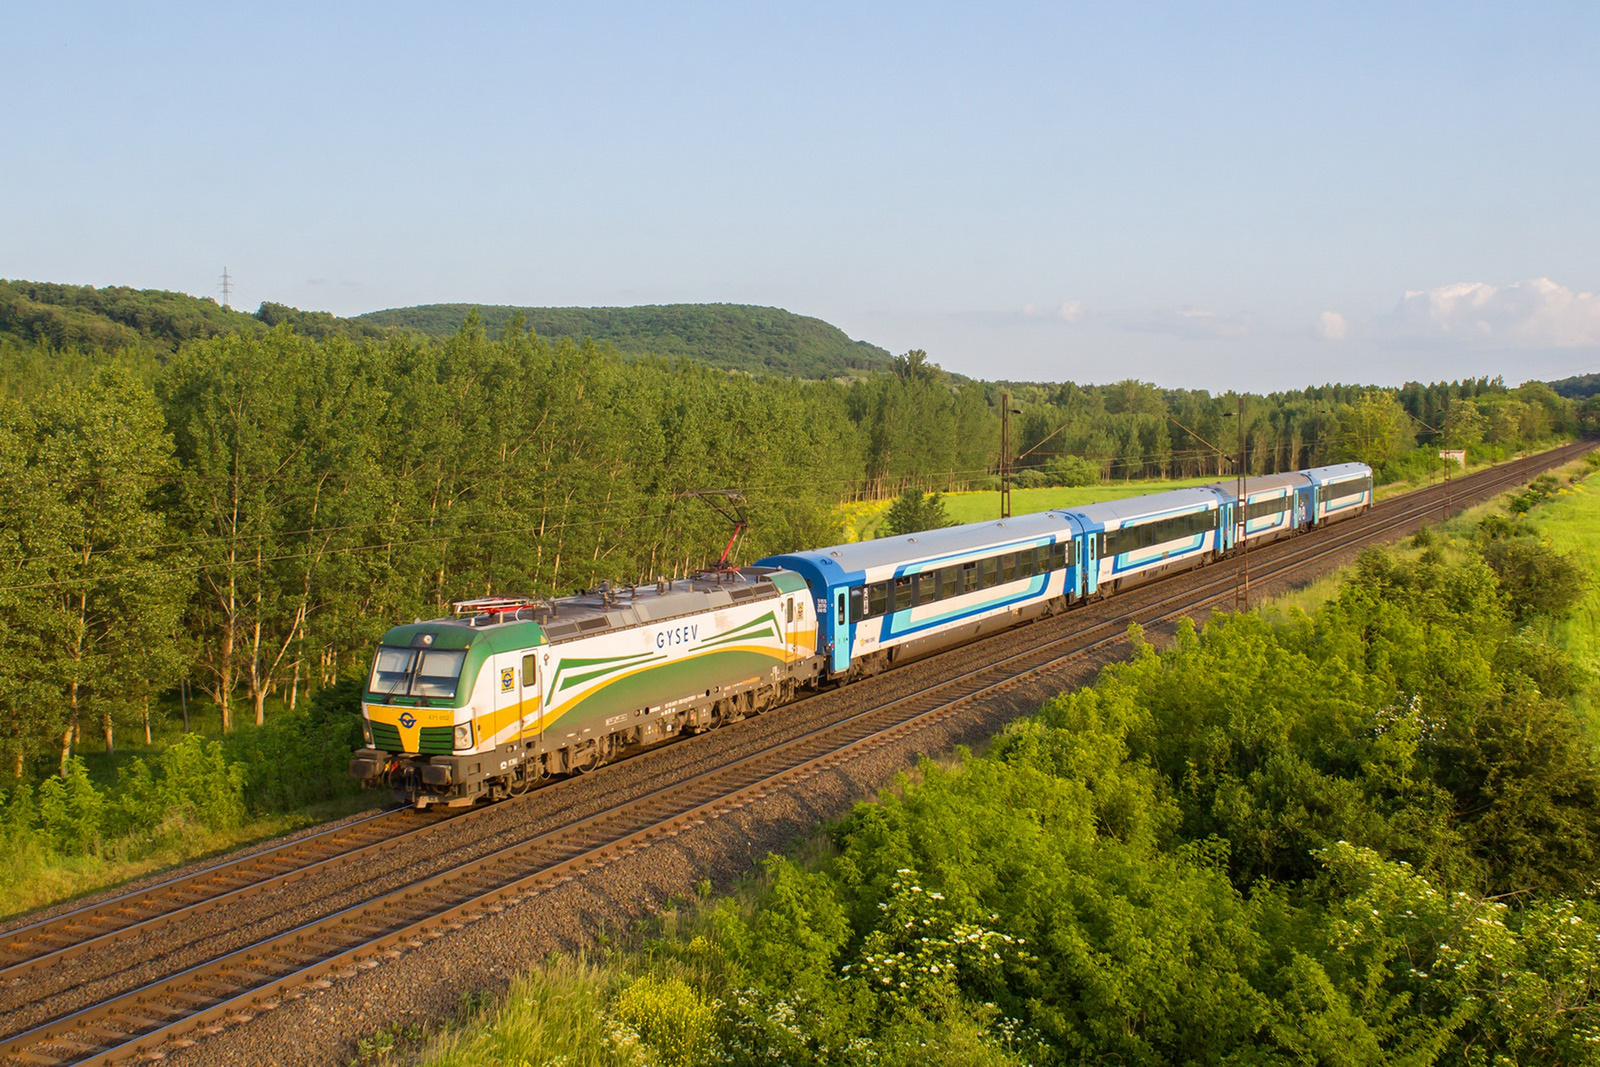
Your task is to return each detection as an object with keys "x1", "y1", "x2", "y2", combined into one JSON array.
[
  {"x1": 830, "y1": 588, "x2": 851, "y2": 674},
  {"x1": 520, "y1": 653, "x2": 542, "y2": 744},
  {"x1": 1083, "y1": 533, "x2": 1100, "y2": 597},
  {"x1": 780, "y1": 596, "x2": 792, "y2": 660}
]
